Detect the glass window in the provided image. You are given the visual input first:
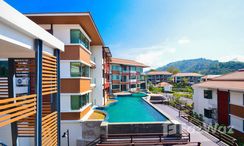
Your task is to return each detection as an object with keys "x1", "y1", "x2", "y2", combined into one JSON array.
[
  {"x1": 111, "y1": 65, "x2": 121, "y2": 71},
  {"x1": 112, "y1": 75, "x2": 120, "y2": 80},
  {"x1": 112, "y1": 85, "x2": 120, "y2": 89},
  {"x1": 204, "y1": 90, "x2": 212, "y2": 99},
  {"x1": 130, "y1": 66, "x2": 136, "y2": 71},
  {"x1": 70, "y1": 94, "x2": 90, "y2": 110},
  {"x1": 70, "y1": 62, "x2": 90, "y2": 77},
  {"x1": 70, "y1": 62, "x2": 82, "y2": 77},
  {"x1": 0, "y1": 61, "x2": 8, "y2": 77},
  {"x1": 204, "y1": 109, "x2": 212, "y2": 118},
  {"x1": 243, "y1": 94, "x2": 244, "y2": 106},
  {"x1": 130, "y1": 84, "x2": 136, "y2": 88},
  {"x1": 70, "y1": 29, "x2": 90, "y2": 50},
  {"x1": 81, "y1": 64, "x2": 89, "y2": 77},
  {"x1": 130, "y1": 75, "x2": 136, "y2": 80},
  {"x1": 71, "y1": 95, "x2": 81, "y2": 110}
]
